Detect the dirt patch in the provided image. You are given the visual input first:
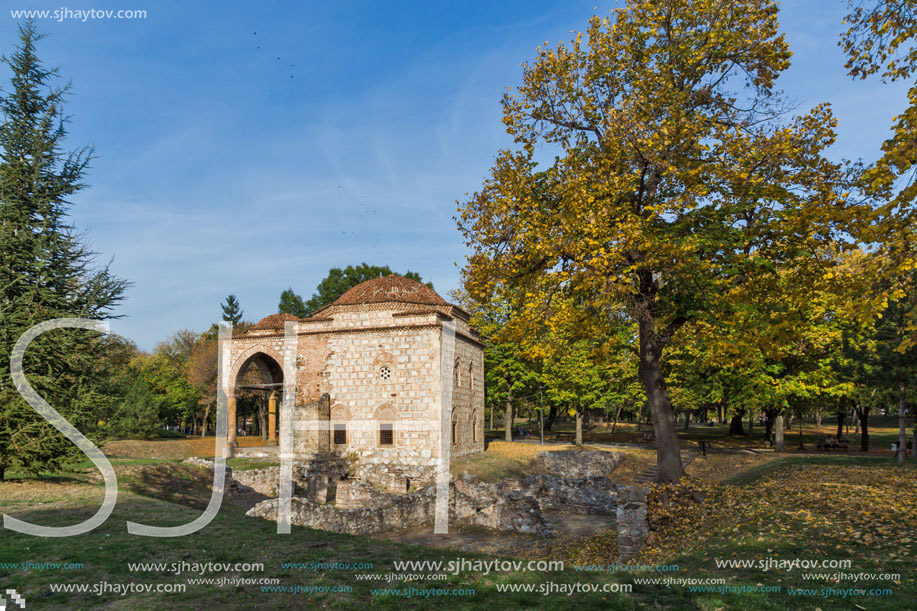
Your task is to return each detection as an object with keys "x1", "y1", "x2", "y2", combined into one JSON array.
[{"x1": 103, "y1": 436, "x2": 267, "y2": 460}]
